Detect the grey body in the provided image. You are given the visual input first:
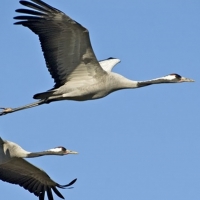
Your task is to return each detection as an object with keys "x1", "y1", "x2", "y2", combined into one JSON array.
[
  {"x1": 0, "y1": 137, "x2": 77, "y2": 200},
  {"x1": 0, "y1": 0, "x2": 194, "y2": 115},
  {"x1": 44, "y1": 72, "x2": 137, "y2": 102}
]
